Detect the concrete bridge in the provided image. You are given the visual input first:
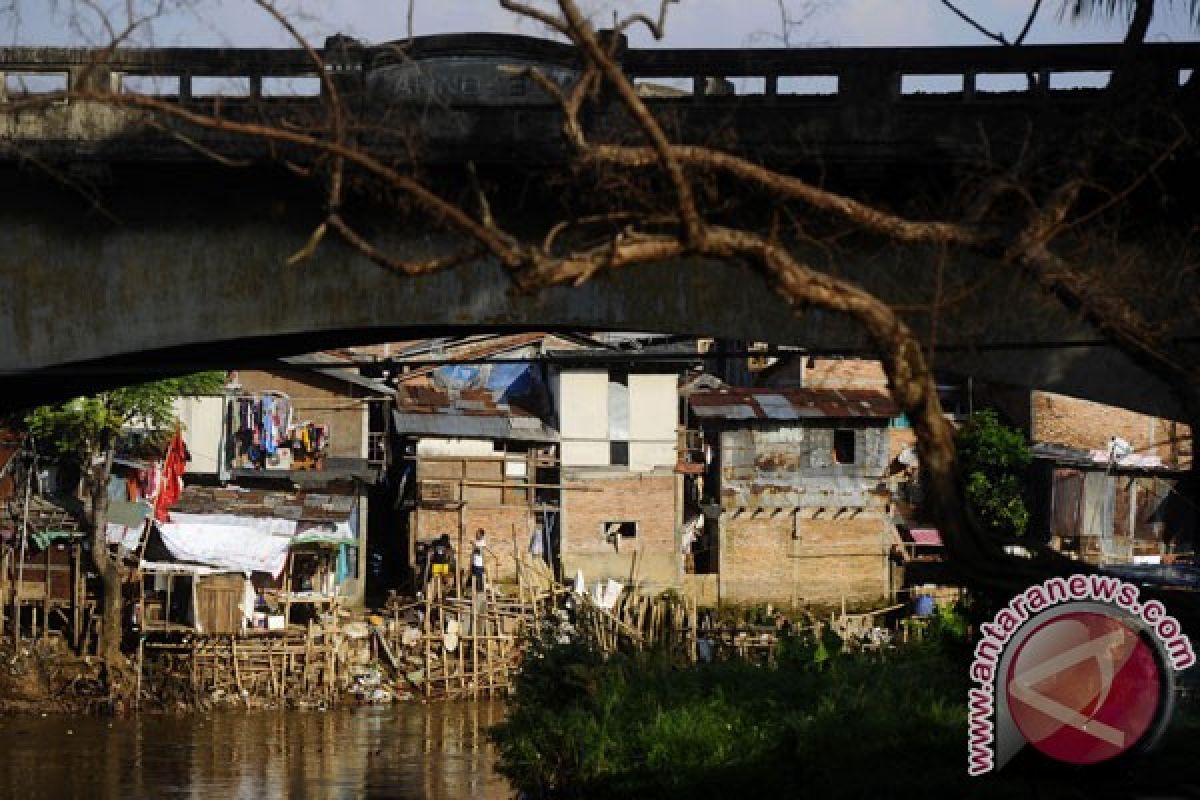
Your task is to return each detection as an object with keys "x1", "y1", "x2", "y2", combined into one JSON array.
[{"x1": 1, "y1": 35, "x2": 1197, "y2": 415}]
